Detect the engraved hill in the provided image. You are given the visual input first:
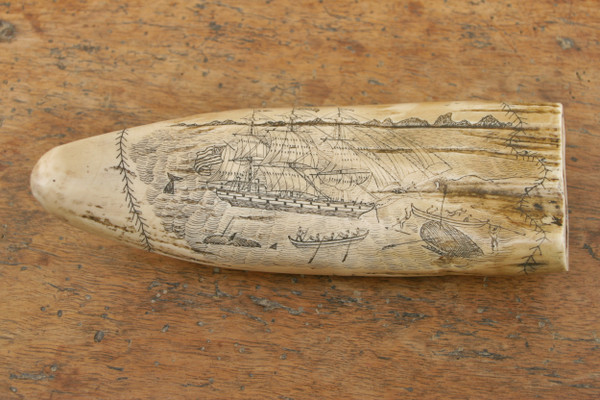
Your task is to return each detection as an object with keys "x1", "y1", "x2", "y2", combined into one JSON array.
[
  {"x1": 395, "y1": 117, "x2": 430, "y2": 127},
  {"x1": 433, "y1": 113, "x2": 512, "y2": 128},
  {"x1": 474, "y1": 114, "x2": 513, "y2": 128},
  {"x1": 434, "y1": 113, "x2": 471, "y2": 127},
  {"x1": 364, "y1": 117, "x2": 429, "y2": 127}
]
